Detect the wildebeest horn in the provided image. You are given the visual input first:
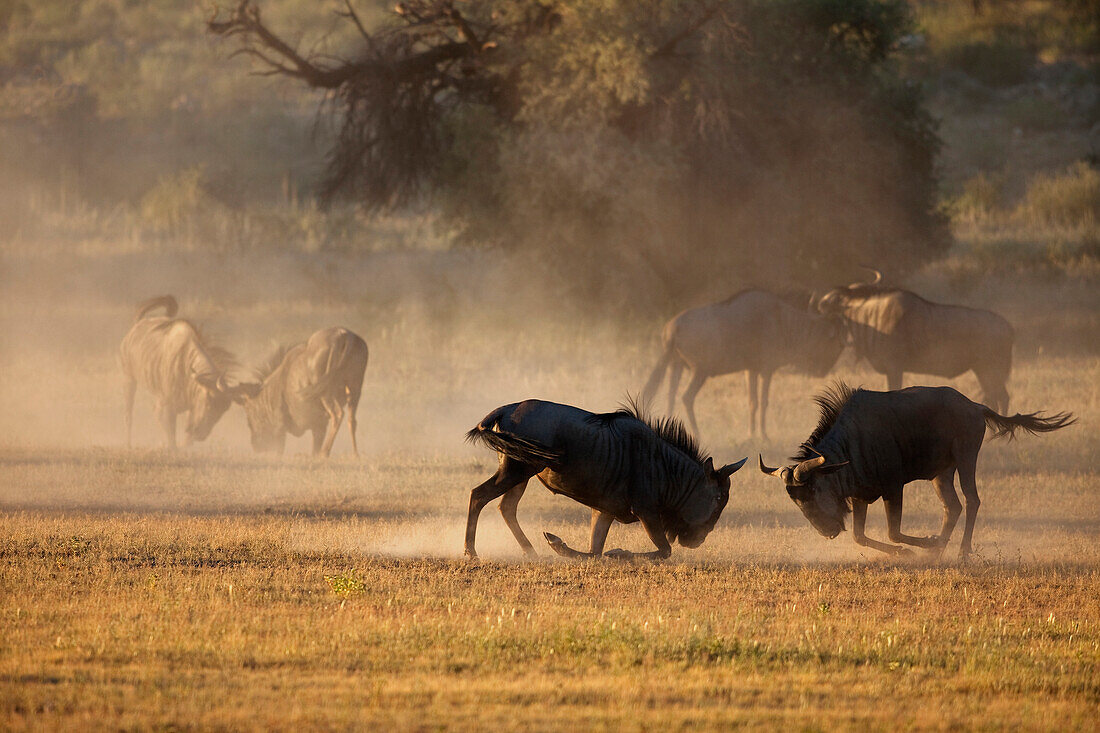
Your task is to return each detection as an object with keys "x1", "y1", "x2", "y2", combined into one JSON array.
[
  {"x1": 792, "y1": 454, "x2": 826, "y2": 483},
  {"x1": 719, "y1": 457, "x2": 748, "y2": 479},
  {"x1": 215, "y1": 374, "x2": 229, "y2": 393},
  {"x1": 758, "y1": 455, "x2": 782, "y2": 476},
  {"x1": 859, "y1": 265, "x2": 882, "y2": 285}
]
